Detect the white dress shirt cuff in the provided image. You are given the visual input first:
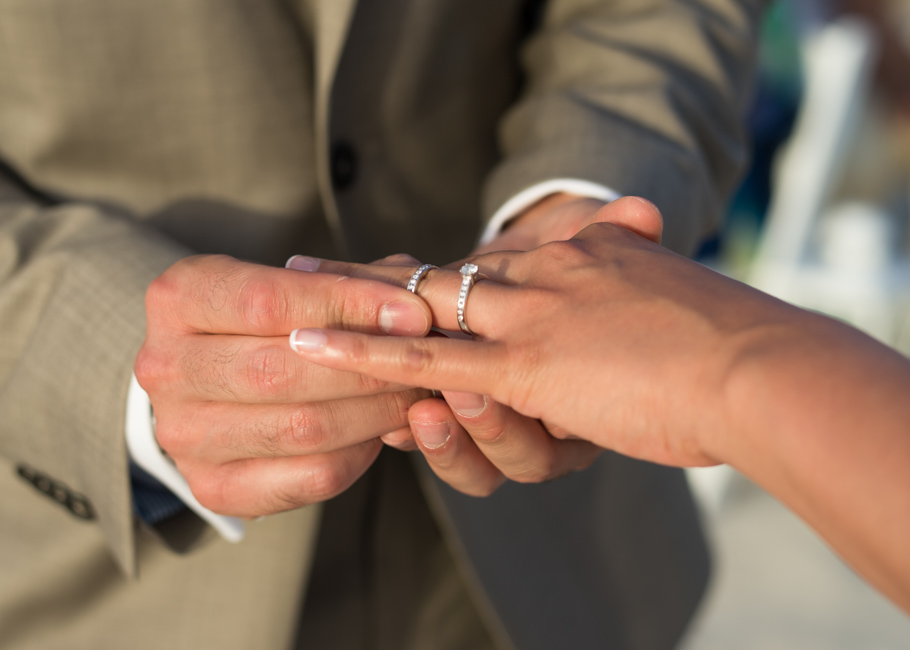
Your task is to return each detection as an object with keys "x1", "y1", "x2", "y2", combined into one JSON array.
[
  {"x1": 125, "y1": 373, "x2": 245, "y2": 542},
  {"x1": 479, "y1": 178, "x2": 622, "y2": 245}
]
